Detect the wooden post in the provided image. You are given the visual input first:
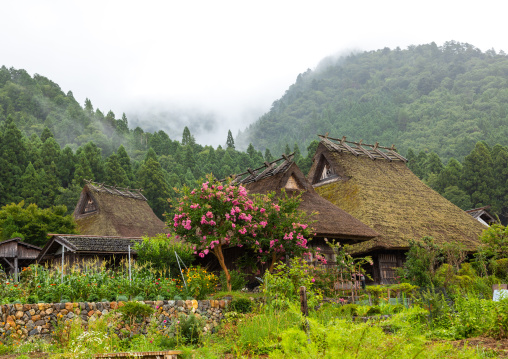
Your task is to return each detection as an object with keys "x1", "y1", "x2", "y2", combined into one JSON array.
[
  {"x1": 61, "y1": 246, "x2": 65, "y2": 283},
  {"x1": 14, "y1": 256, "x2": 18, "y2": 283},
  {"x1": 300, "y1": 286, "x2": 308, "y2": 317}
]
